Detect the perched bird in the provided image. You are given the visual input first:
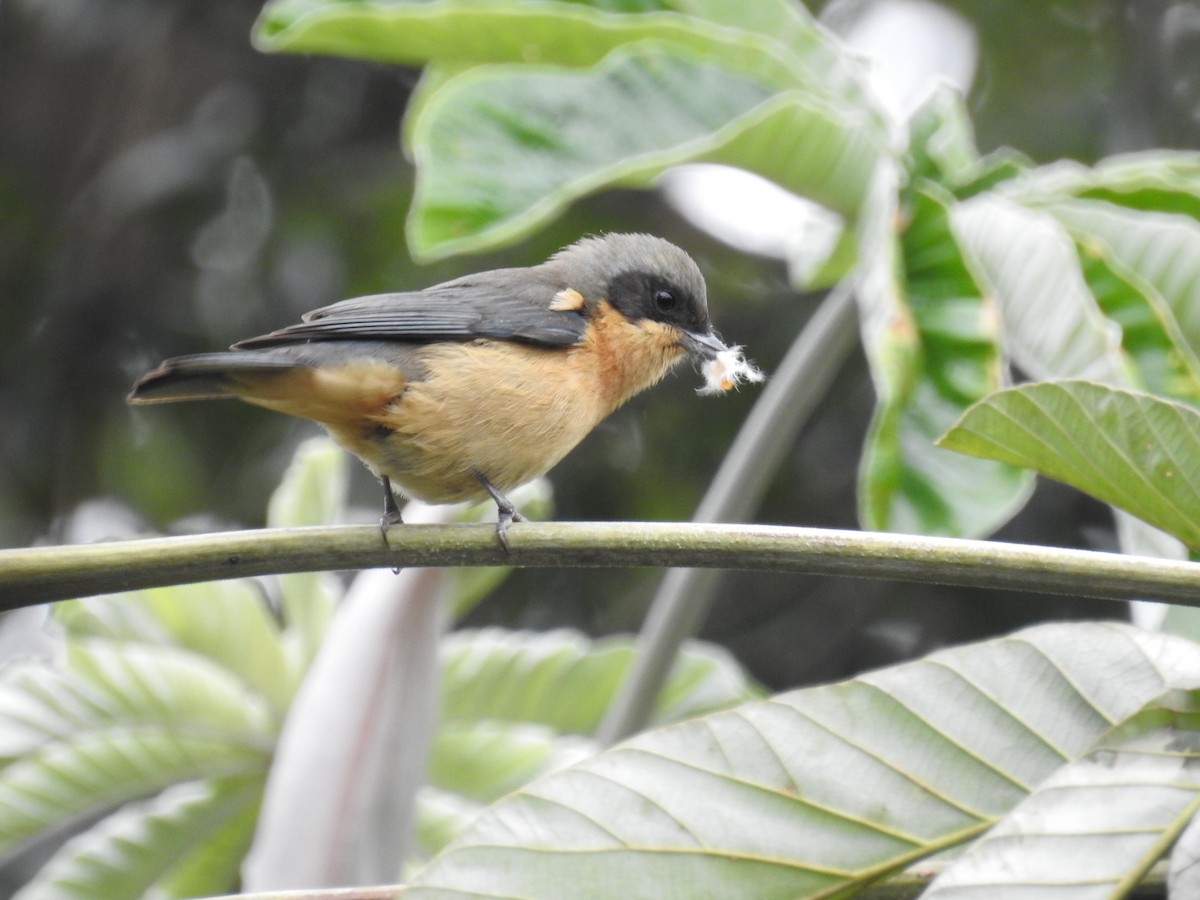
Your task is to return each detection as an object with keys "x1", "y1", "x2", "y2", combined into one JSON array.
[{"x1": 129, "y1": 233, "x2": 763, "y2": 546}]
